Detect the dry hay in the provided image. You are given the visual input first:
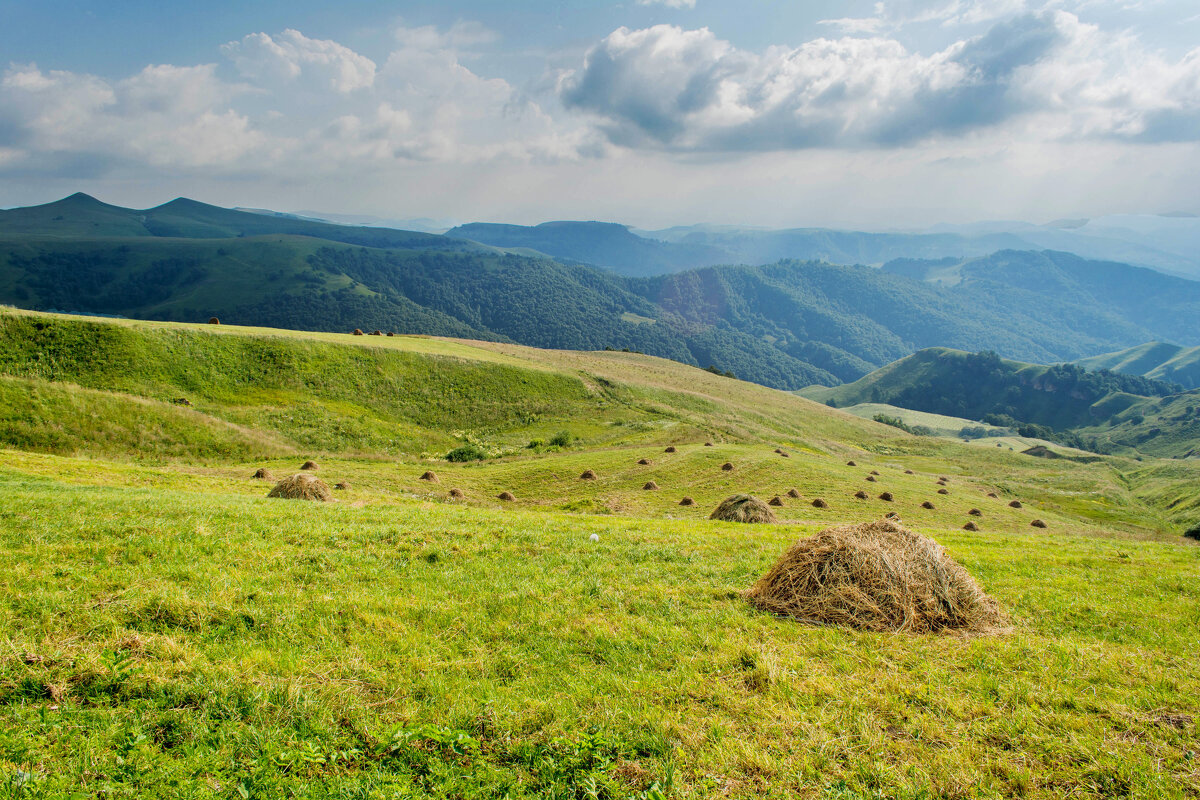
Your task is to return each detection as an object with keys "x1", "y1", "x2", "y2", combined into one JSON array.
[
  {"x1": 885, "y1": 512, "x2": 901, "y2": 520},
  {"x1": 267, "y1": 474, "x2": 333, "y2": 502},
  {"x1": 812, "y1": 498, "x2": 829, "y2": 508},
  {"x1": 1009, "y1": 500, "x2": 1023, "y2": 508},
  {"x1": 987, "y1": 492, "x2": 998, "y2": 498},
  {"x1": 775, "y1": 448, "x2": 784, "y2": 454},
  {"x1": 940, "y1": 476, "x2": 951, "y2": 482},
  {"x1": 780, "y1": 451, "x2": 791, "y2": 458},
  {"x1": 787, "y1": 489, "x2": 802, "y2": 499},
  {"x1": 208, "y1": 316, "x2": 220, "y2": 325},
  {"x1": 704, "y1": 442, "x2": 714, "y2": 447},
  {"x1": 744, "y1": 519, "x2": 1006, "y2": 634},
  {"x1": 497, "y1": 491, "x2": 515, "y2": 501},
  {"x1": 448, "y1": 488, "x2": 465, "y2": 499},
  {"x1": 637, "y1": 458, "x2": 652, "y2": 465},
  {"x1": 370, "y1": 330, "x2": 382, "y2": 336},
  {"x1": 643, "y1": 481, "x2": 659, "y2": 490},
  {"x1": 854, "y1": 490, "x2": 868, "y2": 500},
  {"x1": 847, "y1": 460, "x2": 857, "y2": 467},
  {"x1": 420, "y1": 471, "x2": 439, "y2": 483},
  {"x1": 963, "y1": 521, "x2": 979, "y2": 531},
  {"x1": 768, "y1": 496, "x2": 784, "y2": 507},
  {"x1": 879, "y1": 492, "x2": 894, "y2": 502},
  {"x1": 301, "y1": 460, "x2": 319, "y2": 471},
  {"x1": 865, "y1": 475, "x2": 877, "y2": 482},
  {"x1": 679, "y1": 497, "x2": 696, "y2": 506},
  {"x1": 710, "y1": 495, "x2": 776, "y2": 523},
  {"x1": 252, "y1": 468, "x2": 273, "y2": 480},
  {"x1": 664, "y1": 446, "x2": 678, "y2": 453},
  {"x1": 1030, "y1": 519, "x2": 1047, "y2": 528},
  {"x1": 334, "y1": 482, "x2": 350, "y2": 490},
  {"x1": 870, "y1": 470, "x2": 881, "y2": 476},
  {"x1": 387, "y1": 331, "x2": 396, "y2": 337},
  {"x1": 721, "y1": 462, "x2": 734, "y2": 471},
  {"x1": 905, "y1": 470, "x2": 915, "y2": 475},
  {"x1": 937, "y1": 488, "x2": 949, "y2": 495},
  {"x1": 921, "y1": 501, "x2": 935, "y2": 509},
  {"x1": 936, "y1": 480, "x2": 947, "y2": 486},
  {"x1": 352, "y1": 329, "x2": 364, "y2": 336},
  {"x1": 968, "y1": 508, "x2": 982, "y2": 517},
  {"x1": 580, "y1": 469, "x2": 597, "y2": 480}
]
